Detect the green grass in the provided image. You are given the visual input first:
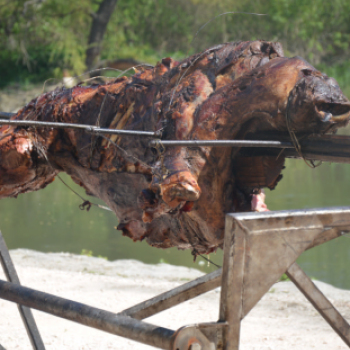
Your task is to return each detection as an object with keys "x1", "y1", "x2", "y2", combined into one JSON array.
[{"x1": 80, "y1": 249, "x2": 108, "y2": 260}]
